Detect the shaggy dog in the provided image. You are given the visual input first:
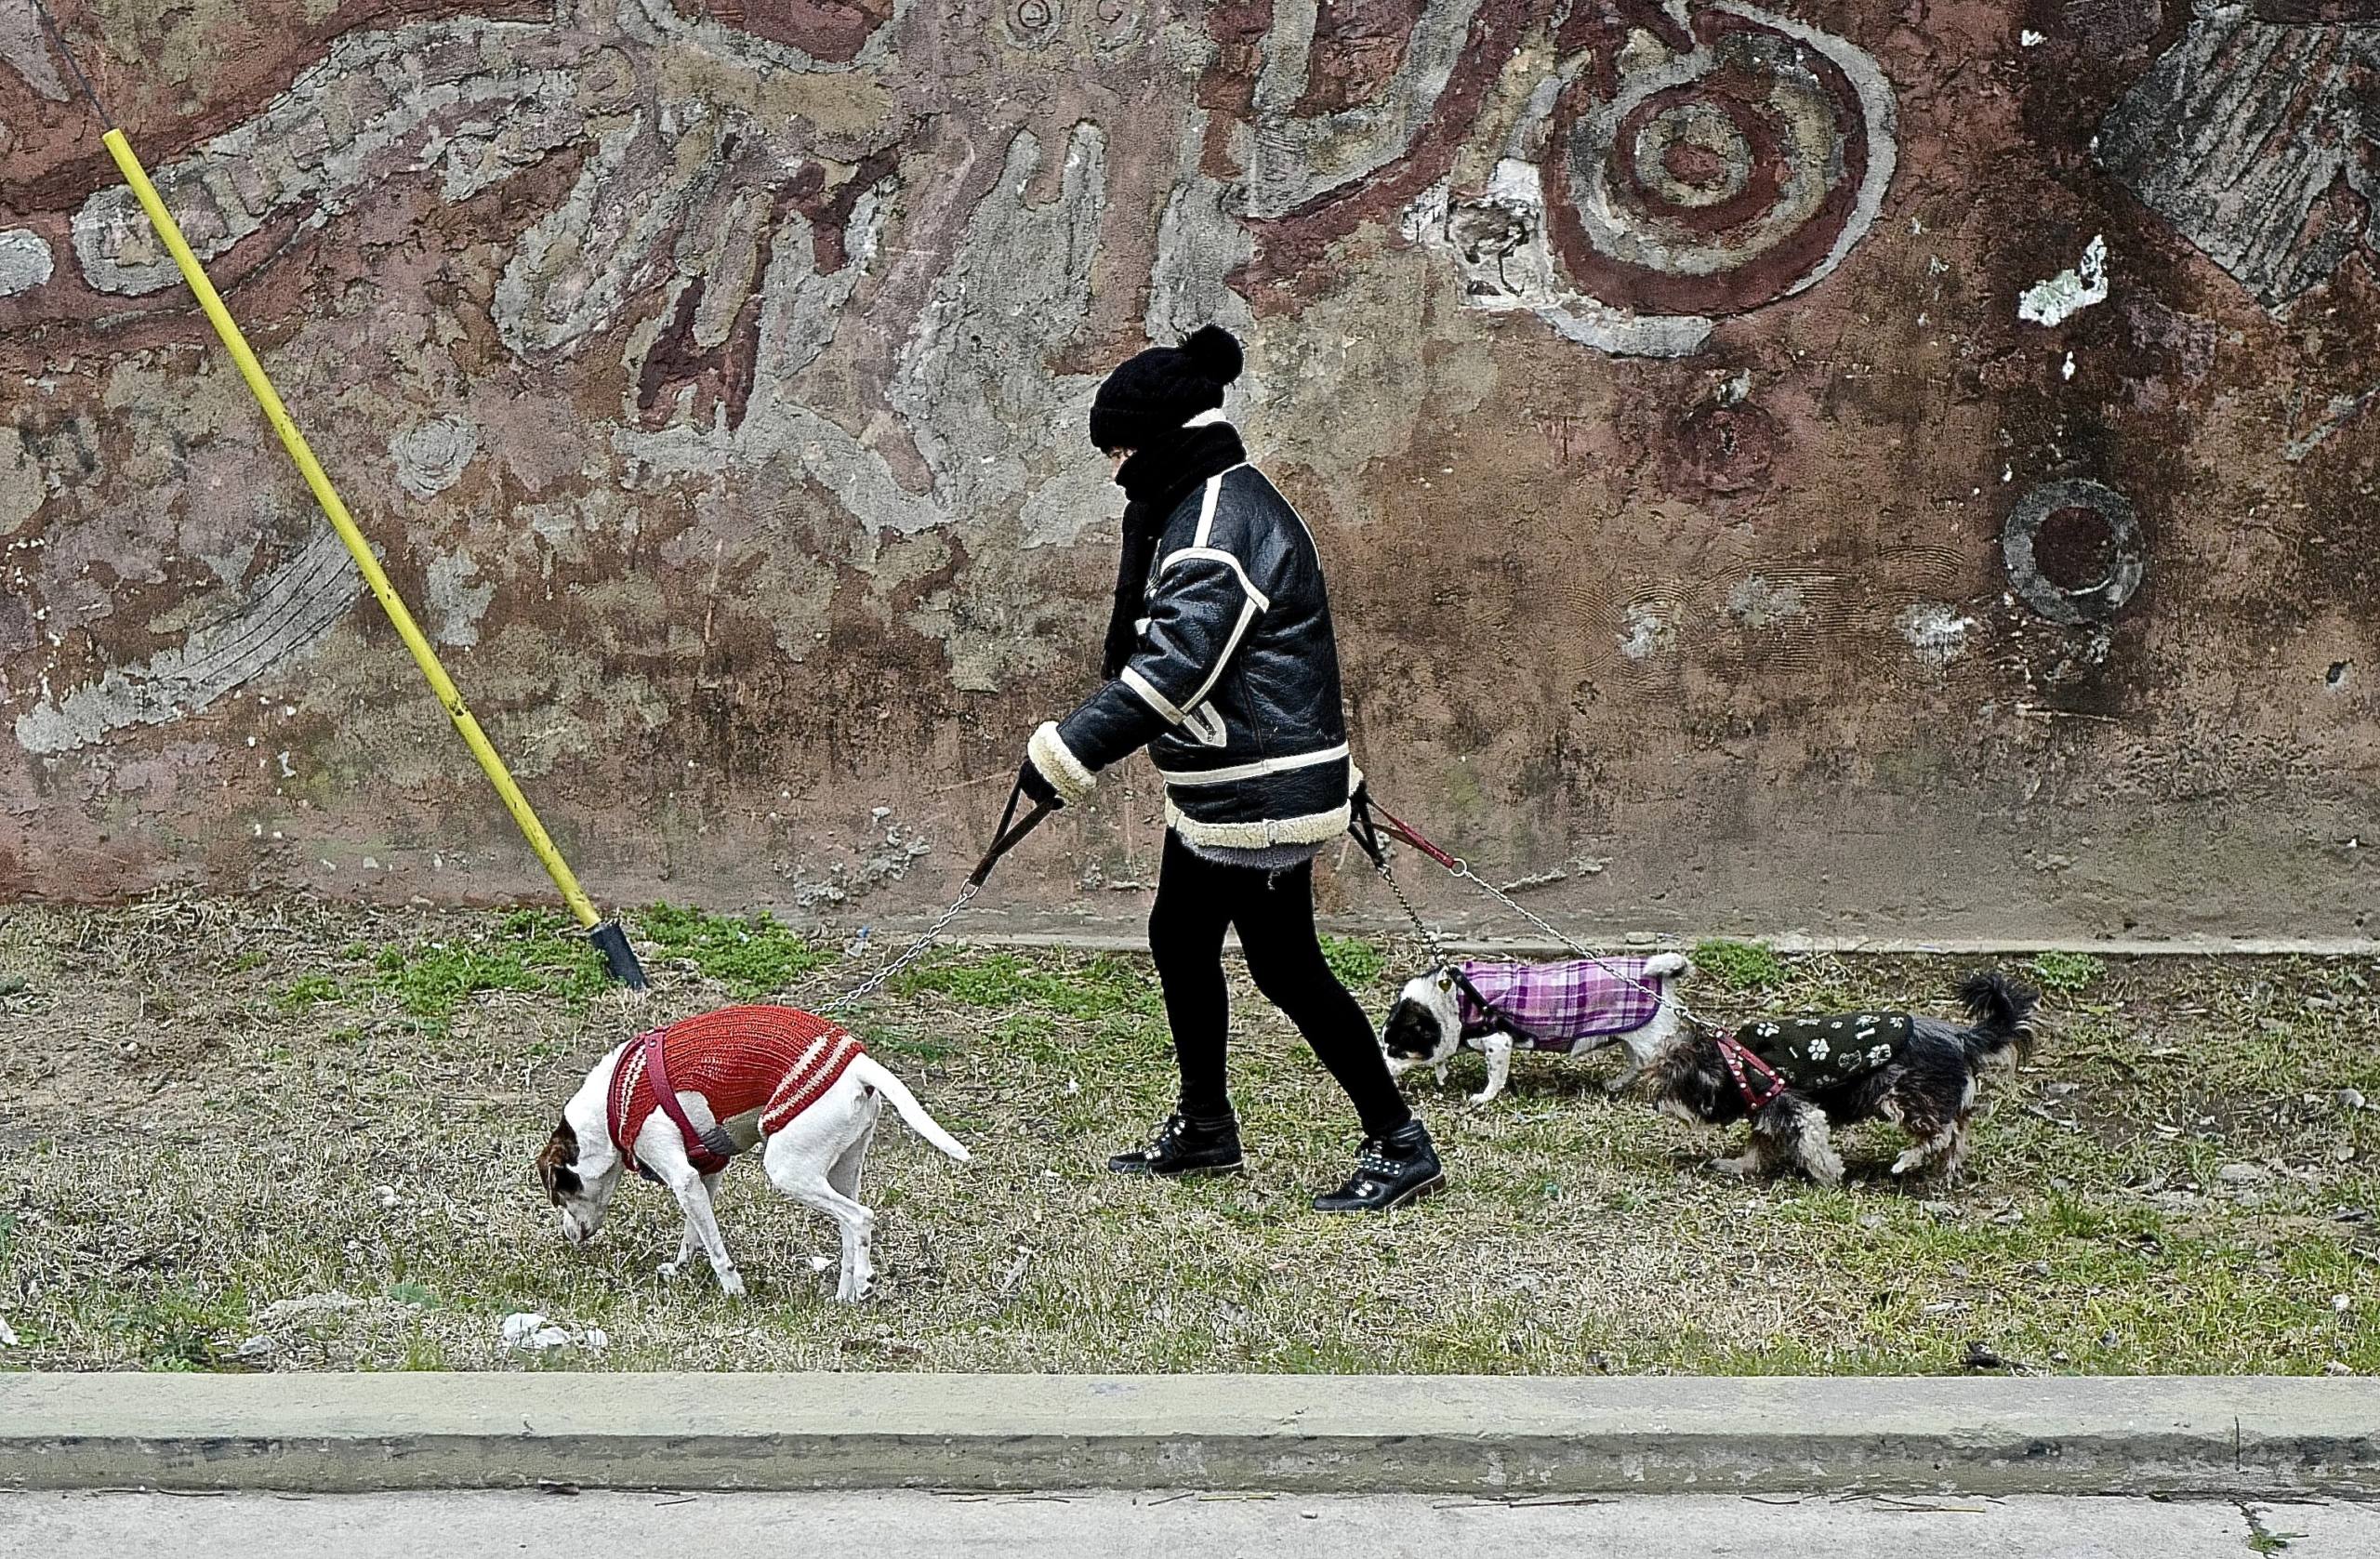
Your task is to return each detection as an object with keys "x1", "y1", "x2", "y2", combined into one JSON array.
[
  {"x1": 1642, "y1": 971, "x2": 2038, "y2": 1184},
  {"x1": 537, "y1": 1004, "x2": 968, "y2": 1302},
  {"x1": 1380, "y1": 953, "x2": 1694, "y2": 1103}
]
